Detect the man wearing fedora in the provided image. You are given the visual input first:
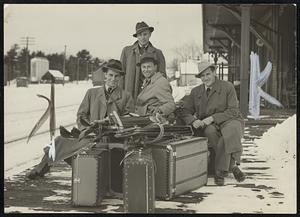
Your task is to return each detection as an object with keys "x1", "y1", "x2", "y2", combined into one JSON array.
[
  {"x1": 120, "y1": 21, "x2": 166, "y2": 102},
  {"x1": 178, "y1": 62, "x2": 246, "y2": 186},
  {"x1": 26, "y1": 59, "x2": 134, "y2": 179},
  {"x1": 135, "y1": 53, "x2": 175, "y2": 118}
]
